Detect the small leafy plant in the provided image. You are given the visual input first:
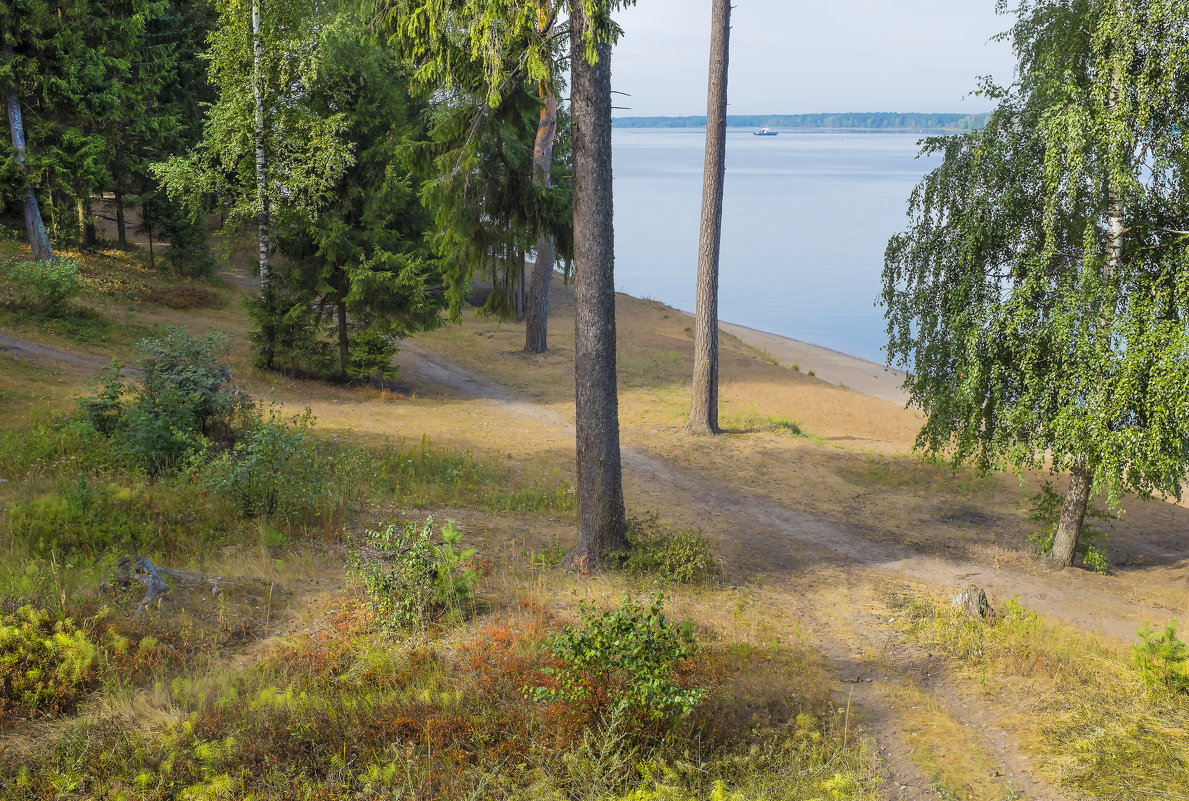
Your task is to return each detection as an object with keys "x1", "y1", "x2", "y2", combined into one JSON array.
[
  {"x1": 530, "y1": 594, "x2": 705, "y2": 722},
  {"x1": 1133, "y1": 622, "x2": 1189, "y2": 693},
  {"x1": 350, "y1": 518, "x2": 480, "y2": 632},
  {"x1": 0, "y1": 258, "x2": 83, "y2": 316},
  {"x1": 615, "y1": 513, "x2": 720, "y2": 584},
  {"x1": 1027, "y1": 482, "x2": 1116, "y2": 573}
]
